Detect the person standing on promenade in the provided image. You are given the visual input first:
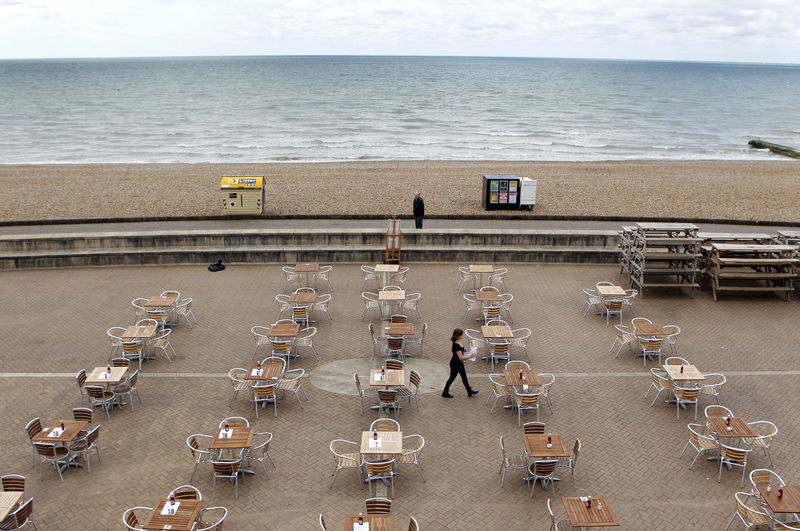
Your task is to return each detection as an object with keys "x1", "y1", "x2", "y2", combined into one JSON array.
[
  {"x1": 442, "y1": 328, "x2": 479, "y2": 398},
  {"x1": 413, "y1": 192, "x2": 425, "y2": 229}
]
